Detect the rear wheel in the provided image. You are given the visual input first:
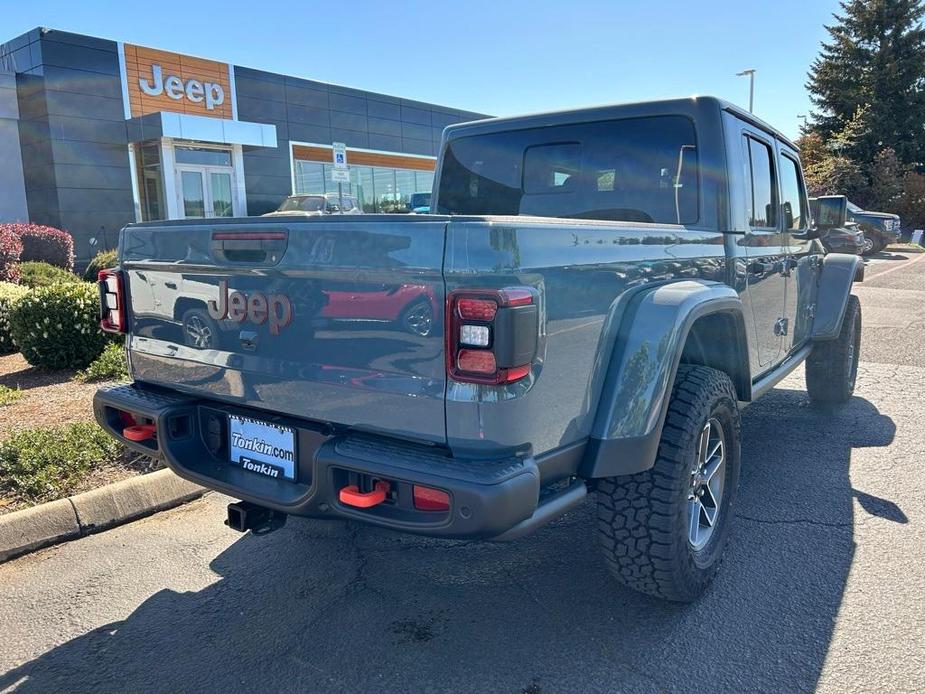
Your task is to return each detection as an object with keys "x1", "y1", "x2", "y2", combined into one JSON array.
[
  {"x1": 806, "y1": 295, "x2": 861, "y2": 404},
  {"x1": 596, "y1": 365, "x2": 741, "y2": 602}
]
